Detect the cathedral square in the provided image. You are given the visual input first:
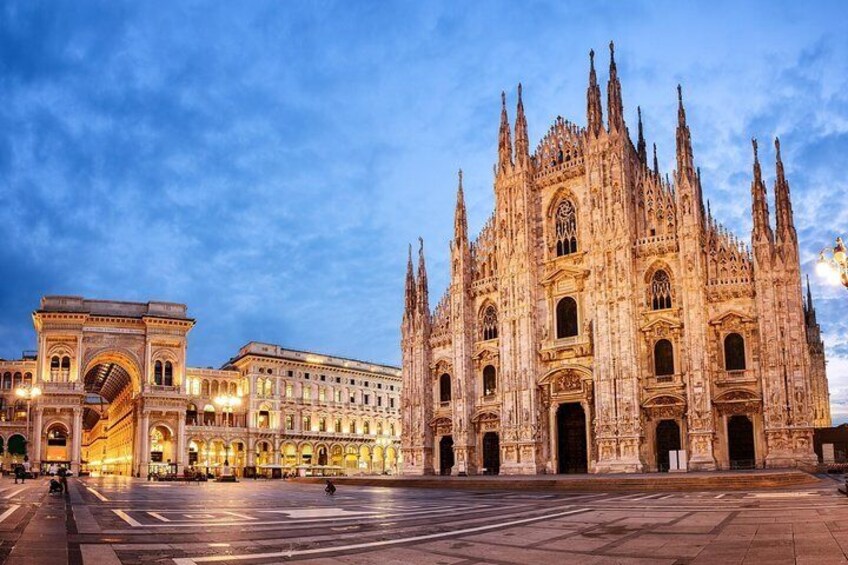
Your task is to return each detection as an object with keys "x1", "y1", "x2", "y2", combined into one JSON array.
[{"x1": 2, "y1": 4, "x2": 847, "y2": 565}]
